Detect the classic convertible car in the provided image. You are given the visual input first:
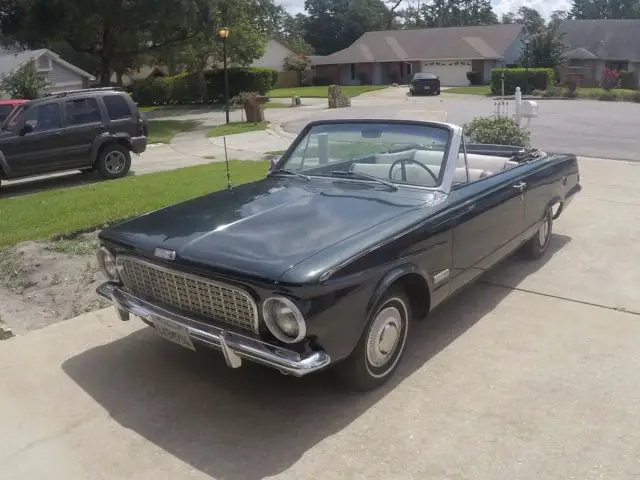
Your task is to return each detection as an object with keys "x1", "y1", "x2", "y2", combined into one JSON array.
[{"x1": 96, "y1": 119, "x2": 581, "y2": 391}]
